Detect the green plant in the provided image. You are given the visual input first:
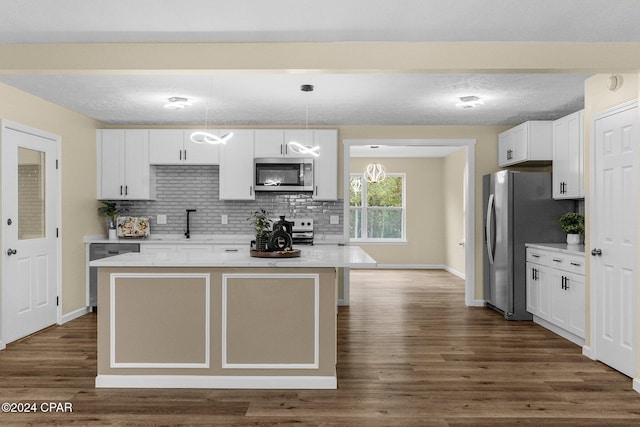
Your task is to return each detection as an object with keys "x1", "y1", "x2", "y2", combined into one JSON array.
[
  {"x1": 248, "y1": 208, "x2": 273, "y2": 237},
  {"x1": 559, "y1": 212, "x2": 584, "y2": 235},
  {"x1": 98, "y1": 200, "x2": 119, "y2": 227}
]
